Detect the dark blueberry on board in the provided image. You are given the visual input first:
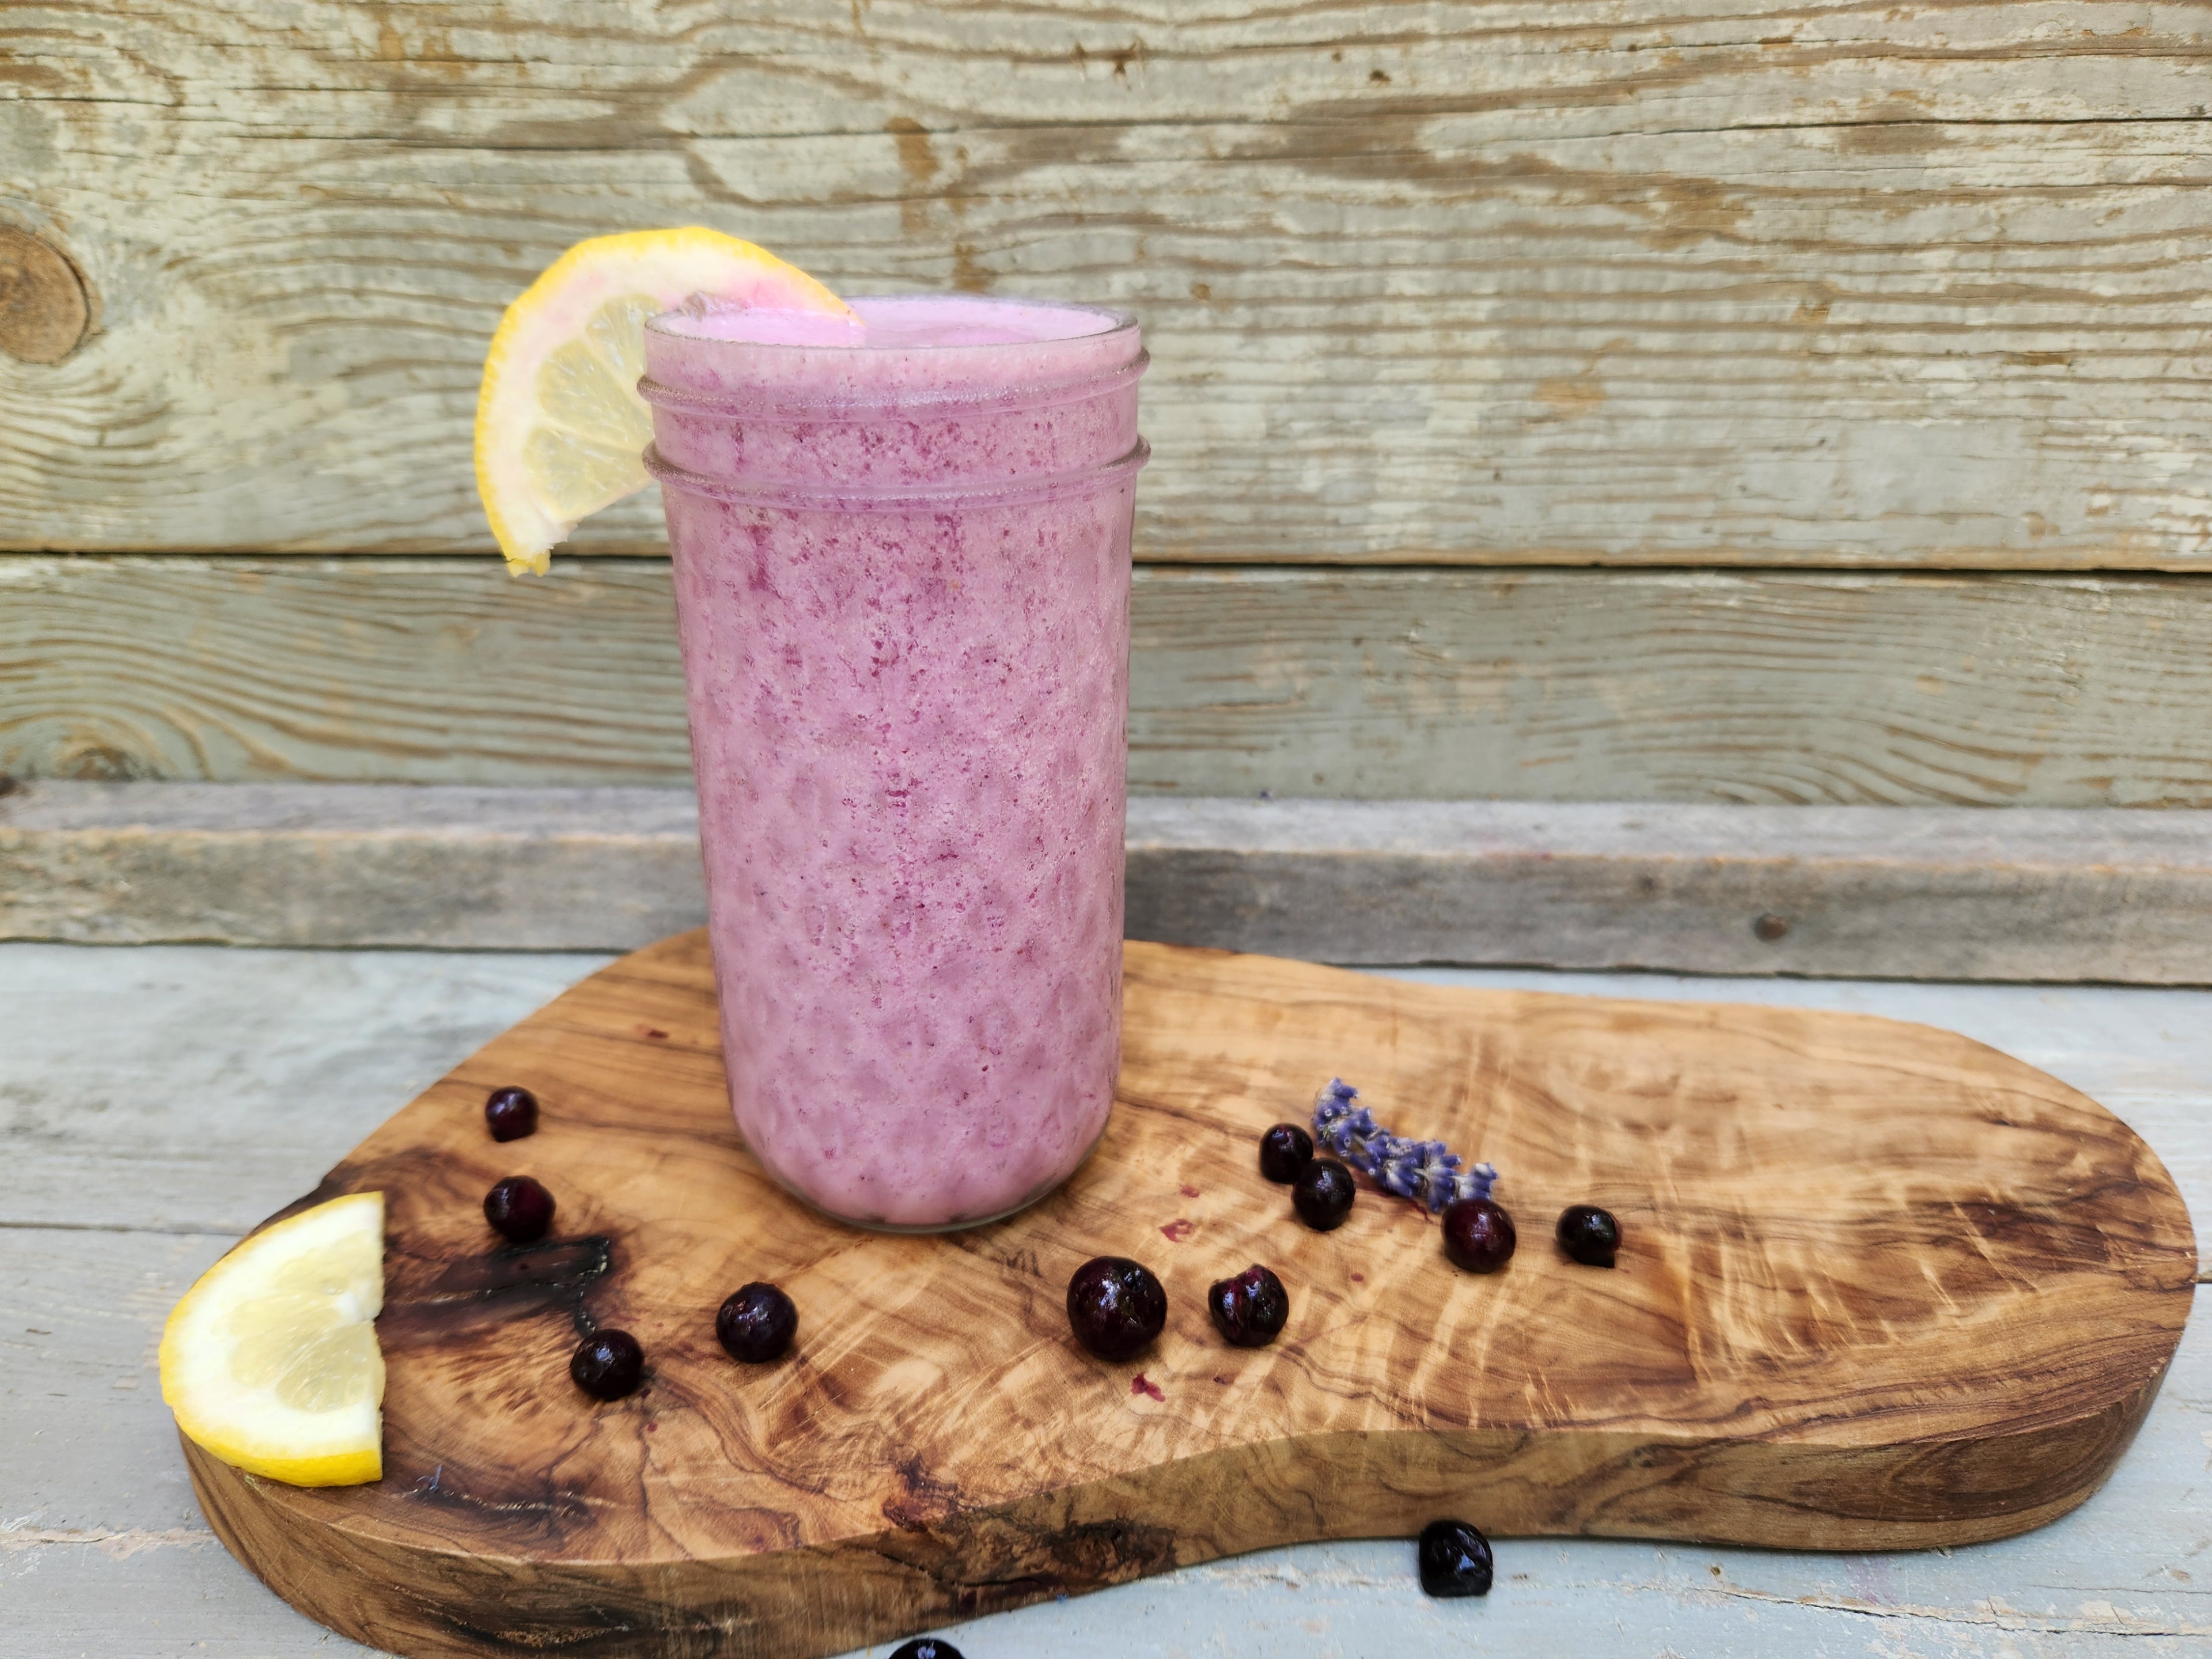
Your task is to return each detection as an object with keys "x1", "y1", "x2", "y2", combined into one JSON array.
[
  {"x1": 1207, "y1": 1264, "x2": 1290, "y2": 1348},
  {"x1": 484, "y1": 1175, "x2": 555, "y2": 1244},
  {"x1": 484, "y1": 1085, "x2": 539, "y2": 1142},
  {"x1": 1291, "y1": 1157, "x2": 1356, "y2": 1231},
  {"x1": 1441, "y1": 1197, "x2": 1516, "y2": 1274},
  {"x1": 570, "y1": 1330, "x2": 645, "y2": 1401},
  {"x1": 1418, "y1": 1517, "x2": 1494, "y2": 1597},
  {"x1": 1556, "y1": 1203, "x2": 1622, "y2": 1267},
  {"x1": 1257, "y1": 1122, "x2": 1315, "y2": 1183},
  {"x1": 717, "y1": 1282, "x2": 798, "y2": 1364},
  {"x1": 888, "y1": 1640, "x2": 965, "y2": 1659},
  {"x1": 1066, "y1": 1256, "x2": 1168, "y2": 1362}
]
